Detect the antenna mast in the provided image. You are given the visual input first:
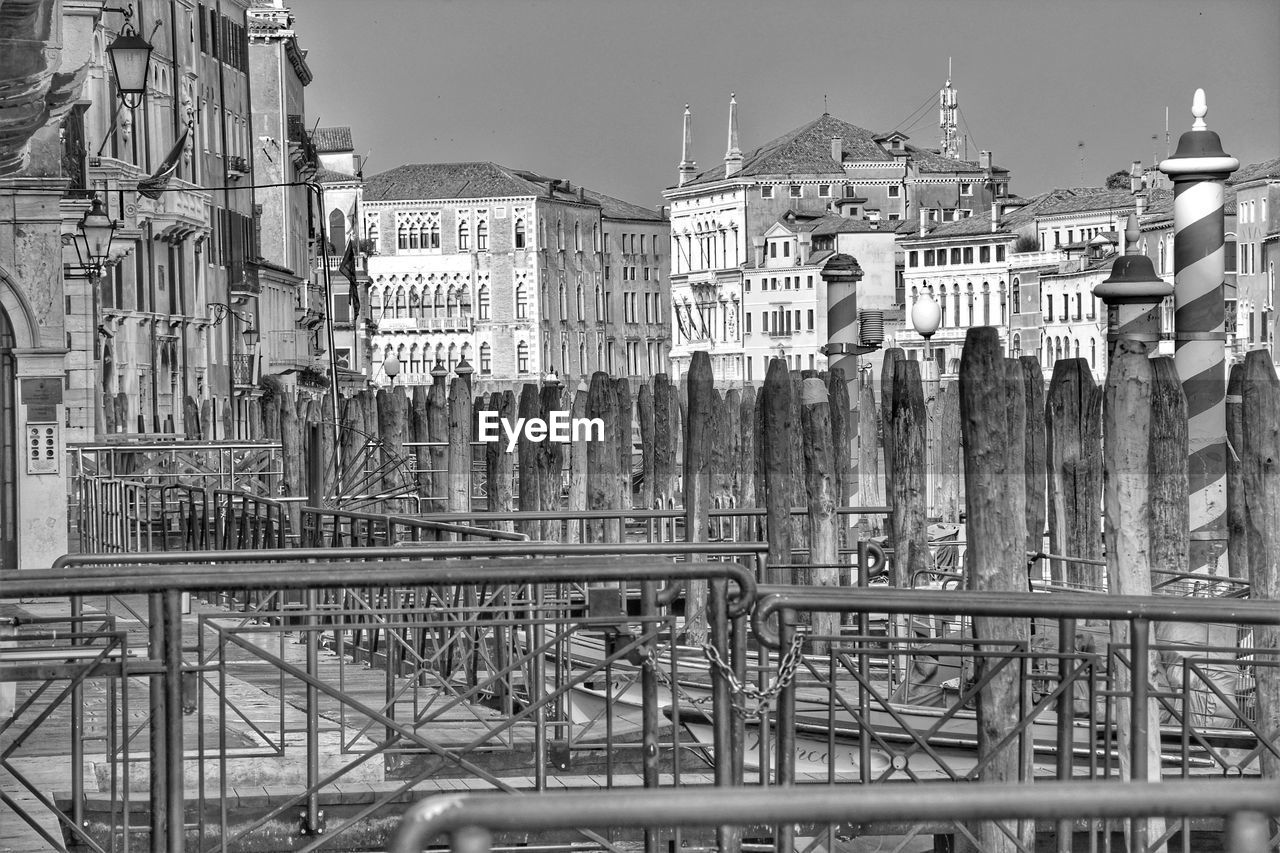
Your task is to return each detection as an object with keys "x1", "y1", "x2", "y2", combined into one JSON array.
[{"x1": 939, "y1": 59, "x2": 959, "y2": 159}]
